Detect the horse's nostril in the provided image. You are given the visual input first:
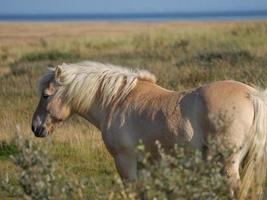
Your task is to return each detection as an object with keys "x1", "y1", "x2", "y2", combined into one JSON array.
[
  {"x1": 34, "y1": 126, "x2": 48, "y2": 137},
  {"x1": 31, "y1": 124, "x2": 36, "y2": 133}
]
